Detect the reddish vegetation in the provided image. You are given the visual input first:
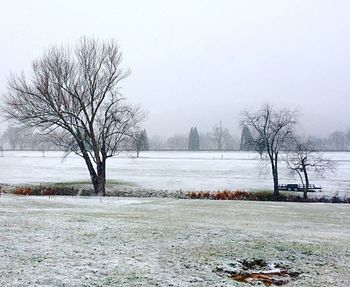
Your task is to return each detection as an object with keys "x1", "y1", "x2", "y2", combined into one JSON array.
[
  {"x1": 189, "y1": 190, "x2": 256, "y2": 200},
  {"x1": 14, "y1": 187, "x2": 32, "y2": 195},
  {"x1": 13, "y1": 186, "x2": 57, "y2": 196},
  {"x1": 7, "y1": 185, "x2": 92, "y2": 196}
]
